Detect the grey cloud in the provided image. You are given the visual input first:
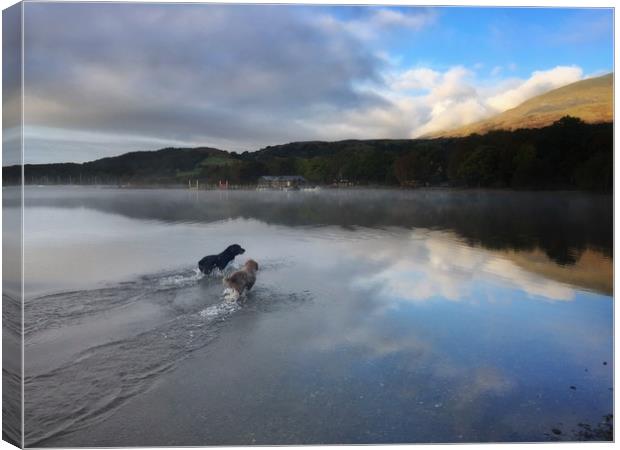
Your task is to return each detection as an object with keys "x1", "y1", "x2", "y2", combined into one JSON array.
[
  {"x1": 3, "y1": 4, "x2": 23, "y2": 166},
  {"x1": 22, "y1": 3, "x2": 388, "y2": 160}
]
